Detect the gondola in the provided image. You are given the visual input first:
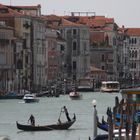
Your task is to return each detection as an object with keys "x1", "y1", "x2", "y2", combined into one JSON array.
[
  {"x1": 16, "y1": 114, "x2": 76, "y2": 131},
  {"x1": 97, "y1": 117, "x2": 121, "y2": 132},
  {"x1": 94, "y1": 134, "x2": 108, "y2": 140},
  {"x1": 97, "y1": 118, "x2": 108, "y2": 132}
]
